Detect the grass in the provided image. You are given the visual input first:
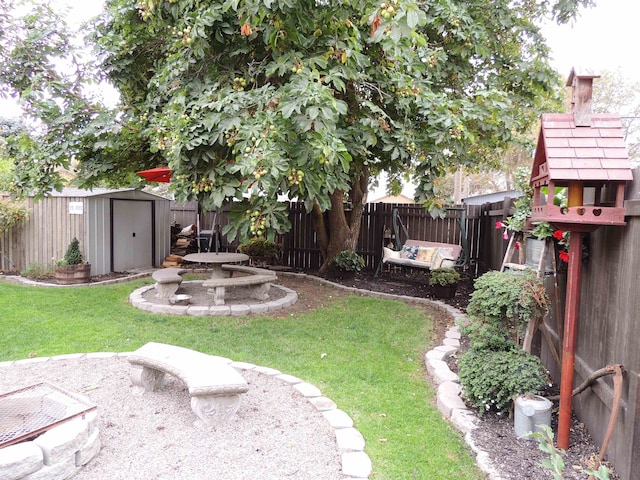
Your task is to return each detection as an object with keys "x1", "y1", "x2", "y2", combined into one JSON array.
[{"x1": 0, "y1": 278, "x2": 484, "y2": 479}]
